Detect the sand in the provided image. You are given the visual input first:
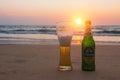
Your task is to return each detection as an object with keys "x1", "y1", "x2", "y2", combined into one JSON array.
[{"x1": 0, "y1": 44, "x2": 120, "y2": 80}]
